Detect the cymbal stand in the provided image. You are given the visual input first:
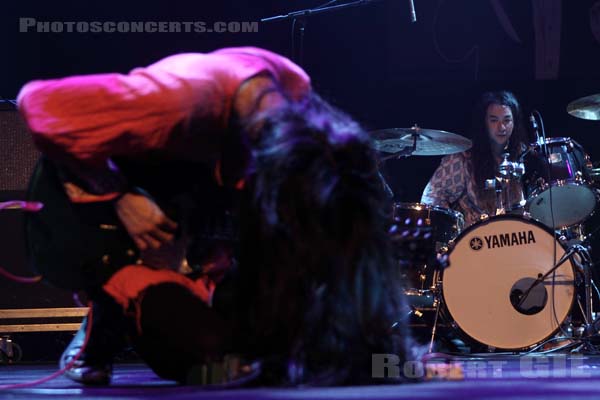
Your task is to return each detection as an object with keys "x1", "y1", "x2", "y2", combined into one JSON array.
[
  {"x1": 571, "y1": 243, "x2": 600, "y2": 341},
  {"x1": 485, "y1": 153, "x2": 525, "y2": 214},
  {"x1": 379, "y1": 130, "x2": 419, "y2": 161},
  {"x1": 543, "y1": 241, "x2": 600, "y2": 354}
]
